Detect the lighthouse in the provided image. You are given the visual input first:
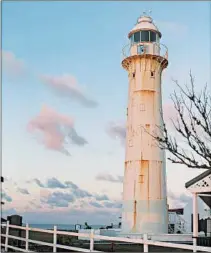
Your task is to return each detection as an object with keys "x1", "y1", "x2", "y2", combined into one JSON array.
[{"x1": 121, "y1": 13, "x2": 169, "y2": 234}]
